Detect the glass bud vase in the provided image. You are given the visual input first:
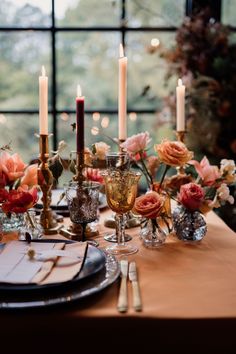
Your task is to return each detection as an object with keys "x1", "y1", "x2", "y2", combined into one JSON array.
[
  {"x1": 141, "y1": 218, "x2": 167, "y2": 248},
  {"x1": 172, "y1": 205, "x2": 207, "y2": 242}
]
